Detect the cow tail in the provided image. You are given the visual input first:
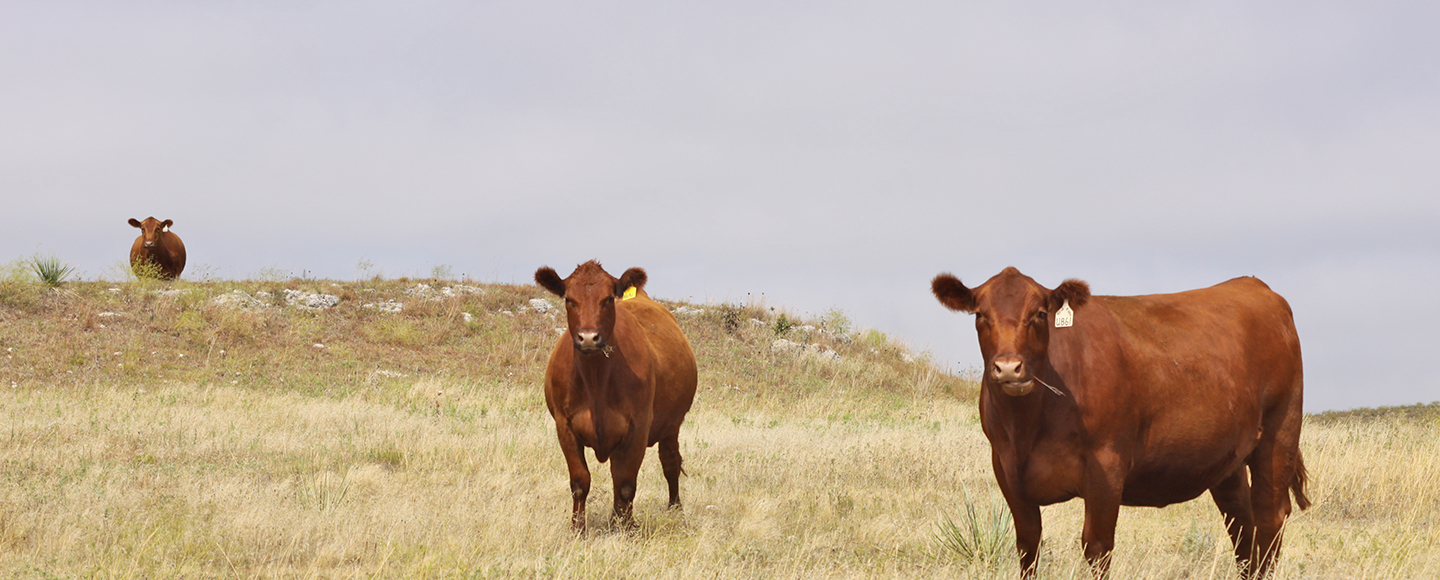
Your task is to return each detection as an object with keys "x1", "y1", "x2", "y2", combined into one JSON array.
[{"x1": 1291, "y1": 448, "x2": 1312, "y2": 510}]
